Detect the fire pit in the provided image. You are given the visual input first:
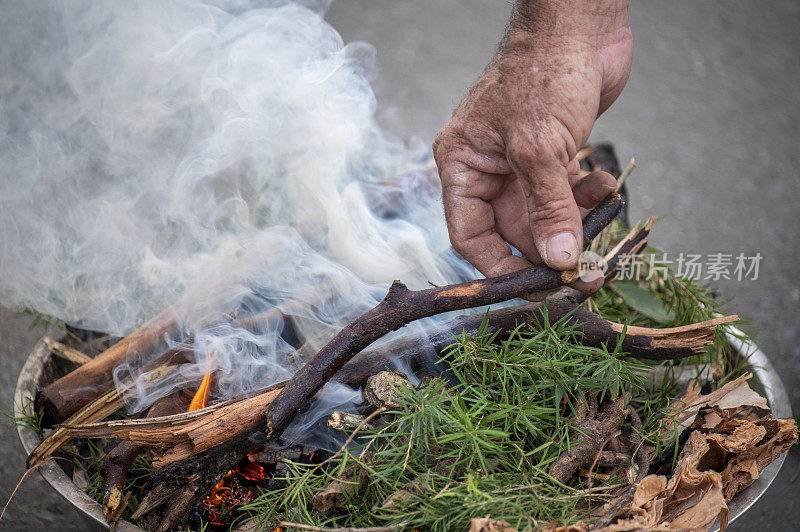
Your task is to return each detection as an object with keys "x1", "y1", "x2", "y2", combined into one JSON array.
[{"x1": 15, "y1": 325, "x2": 792, "y2": 531}]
